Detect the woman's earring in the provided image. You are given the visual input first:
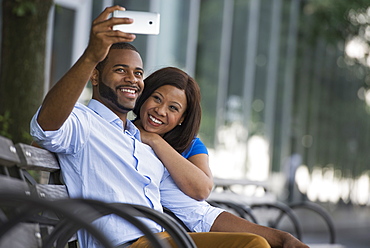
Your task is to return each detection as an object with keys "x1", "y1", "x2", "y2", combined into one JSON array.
[{"x1": 179, "y1": 123, "x2": 182, "y2": 126}]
